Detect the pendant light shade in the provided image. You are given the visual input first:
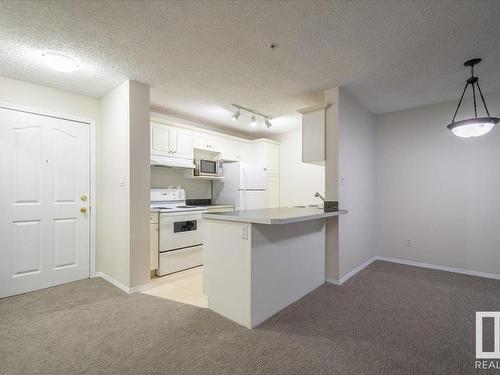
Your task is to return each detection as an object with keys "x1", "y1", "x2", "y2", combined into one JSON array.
[{"x1": 447, "y1": 58, "x2": 499, "y2": 138}]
